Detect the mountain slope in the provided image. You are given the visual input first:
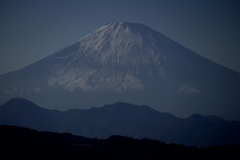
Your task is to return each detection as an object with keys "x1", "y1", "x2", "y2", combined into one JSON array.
[
  {"x1": 0, "y1": 22, "x2": 240, "y2": 120},
  {"x1": 1, "y1": 98, "x2": 240, "y2": 147},
  {"x1": 0, "y1": 98, "x2": 63, "y2": 131}
]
